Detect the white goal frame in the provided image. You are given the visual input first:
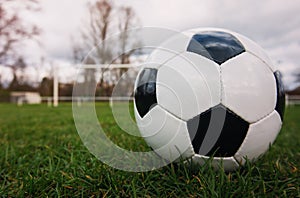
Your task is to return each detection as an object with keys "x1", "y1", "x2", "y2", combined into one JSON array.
[{"x1": 52, "y1": 64, "x2": 139, "y2": 107}]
